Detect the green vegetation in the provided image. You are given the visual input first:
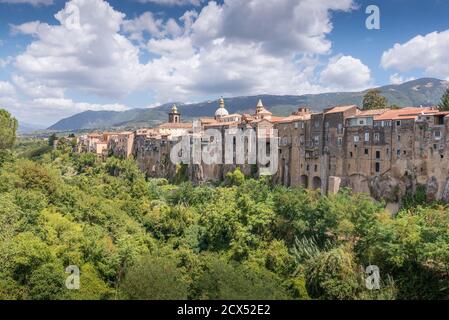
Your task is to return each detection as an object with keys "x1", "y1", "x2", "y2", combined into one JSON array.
[
  {"x1": 362, "y1": 89, "x2": 389, "y2": 110},
  {"x1": 438, "y1": 87, "x2": 449, "y2": 111},
  {"x1": 0, "y1": 109, "x2": 18, "y2": 165},
  {"x1": 0, "y1": 109, "x2": 17, "y2": 150},
  {"x1": 2, "y1": 119, "x2": 449, "y2": 300}
]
